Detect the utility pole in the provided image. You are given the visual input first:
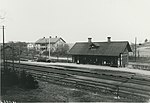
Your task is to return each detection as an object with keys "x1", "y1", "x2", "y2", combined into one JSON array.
[
  {"x1": 12, "y1": 42, "x2": 14, "y2": 69},
  {"x1": 2, "y1": 25, "x2": 5, "y2": 69},
  {"x1": 138, "y1": 50, "x2": 140, "y2": 58},
  {"x1": 49, "y1": 36, "x2": 51, "y2": 59},
  {"x1": 135, "y1": 37, "x2": 137, "y2": 62},
  {"x1": 19, "y1": 44, "x2": 21, "y2": 69}
]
